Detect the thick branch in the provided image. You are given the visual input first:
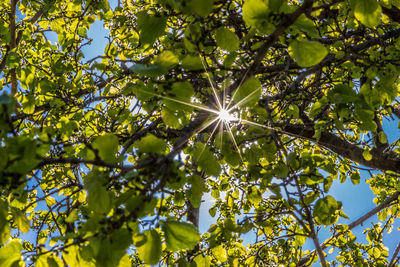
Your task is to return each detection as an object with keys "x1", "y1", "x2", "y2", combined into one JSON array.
[
  {"x1": 382, "y1": 5, "x2": 400, "y2": 24},
  {"x1": 9, "y1": 0, "x2": 17, "y2": 96},
  {"x1": 283, "y1": 124, "x2": 400, "y2": 173}
]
